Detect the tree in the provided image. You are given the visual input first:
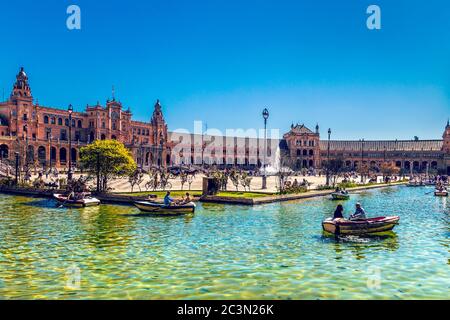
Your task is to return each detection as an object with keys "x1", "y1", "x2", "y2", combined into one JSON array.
[
  {"x1": 79, "y1": 140, "x2": 136, "y2": 193},
  {"x1": 239, "y1": 171, "x2": 253, "y2": 191},
  {"x1": 324, "y1": 157, "x2": 345, "y2": 186},
  {"x1": 179, "y1": 169, "x2": 188, "y2": 190},
  {"x1": 128, "y1": 169, "x2": 144, "y2": 192},
  {"x1": 229, "y1": 168, "x2": 241, "y2": 191},
  {"x1": 380, "y1": 162, "x2": 400, "y2": 182},
  {"x1": 187, "y1": 173, "x2": 195, "y2": 190}
]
